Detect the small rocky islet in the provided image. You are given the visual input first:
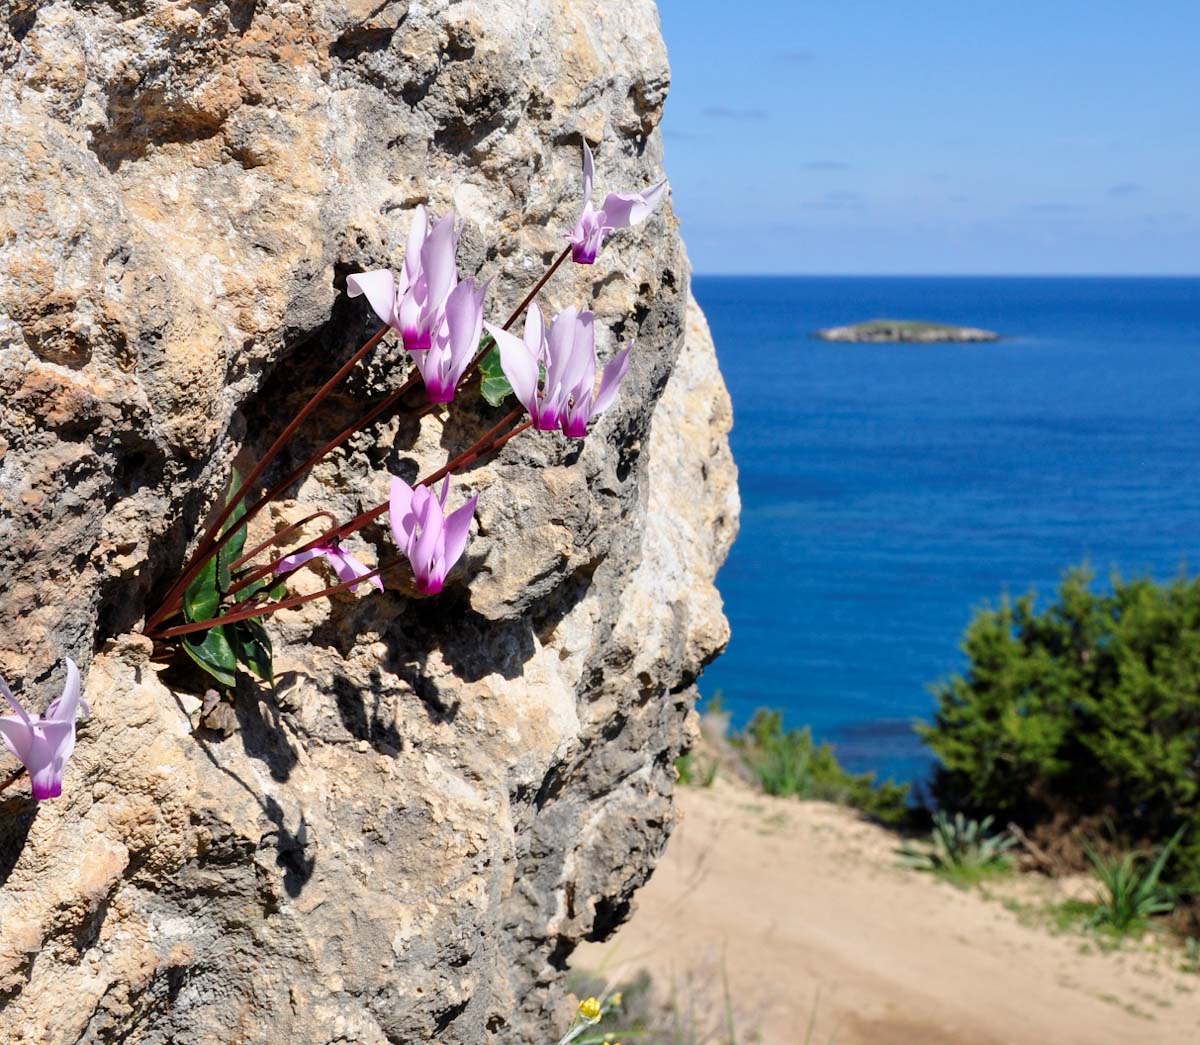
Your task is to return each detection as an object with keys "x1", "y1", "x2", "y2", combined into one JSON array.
[{"x1": 816, "y1": 318, "x2": 1000, "y2": 343}]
